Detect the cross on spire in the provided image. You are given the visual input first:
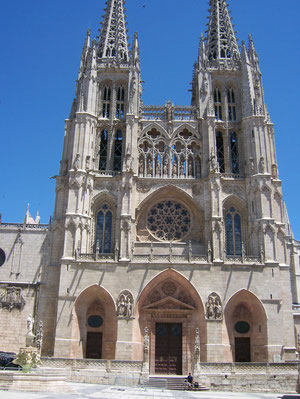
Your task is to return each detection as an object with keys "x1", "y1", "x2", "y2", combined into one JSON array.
[
  {"x1": 98, "y1": 0, "x2": 129, "y2": 61},
  {"x1": 206, "y1": 0, "x2": 240, "y2": 62}
]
